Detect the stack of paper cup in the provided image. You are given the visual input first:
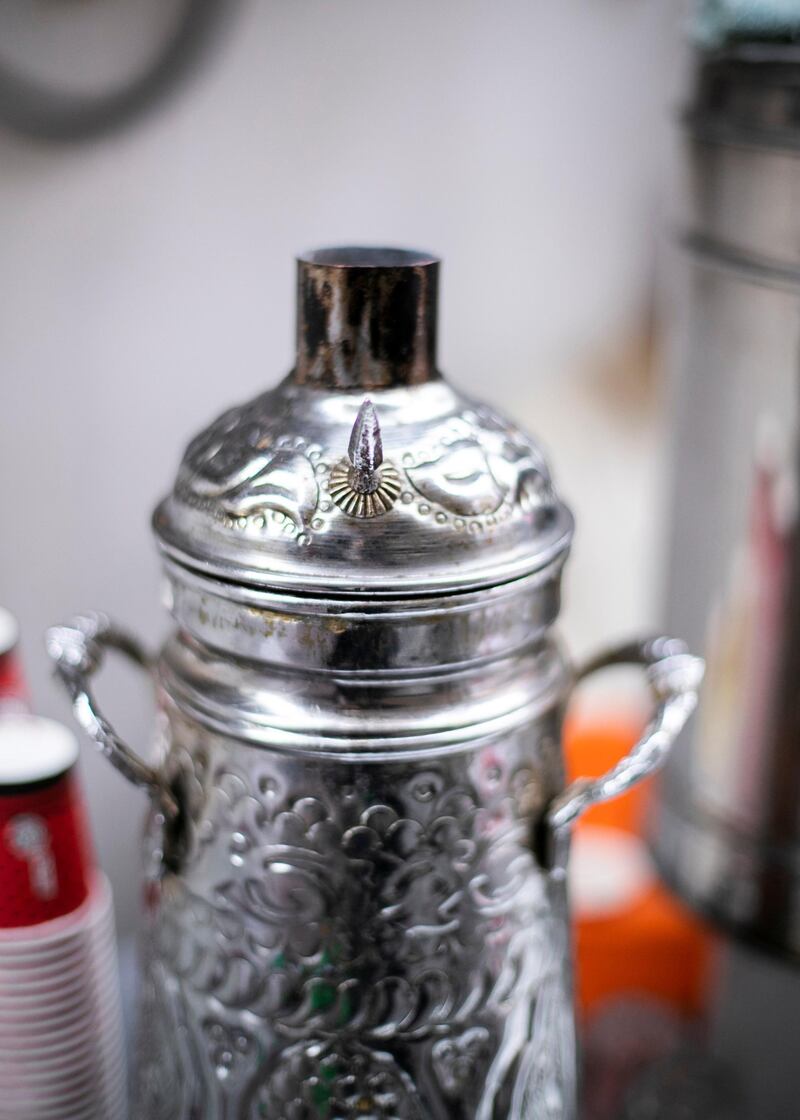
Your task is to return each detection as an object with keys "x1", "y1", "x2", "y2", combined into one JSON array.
[{"x1": 0, "y1": 716, "x2": 127, "y2": 1119}]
